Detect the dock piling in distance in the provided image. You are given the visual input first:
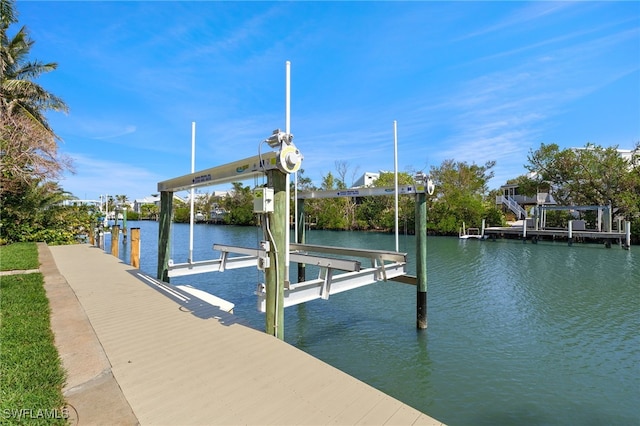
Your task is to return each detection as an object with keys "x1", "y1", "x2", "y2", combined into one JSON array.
[
  {"x1": 111, "y1": 225, "x2": 120, "y2": 257},
  {"x1": 568, "y1": 220, "x2": 573, "y2": 246},
  {"x1": 131, "y1": 228, "x2": 141, "y2": 268},
  {"x1": 625, "y1": 220, "x2": 631, "y2": 250}
]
